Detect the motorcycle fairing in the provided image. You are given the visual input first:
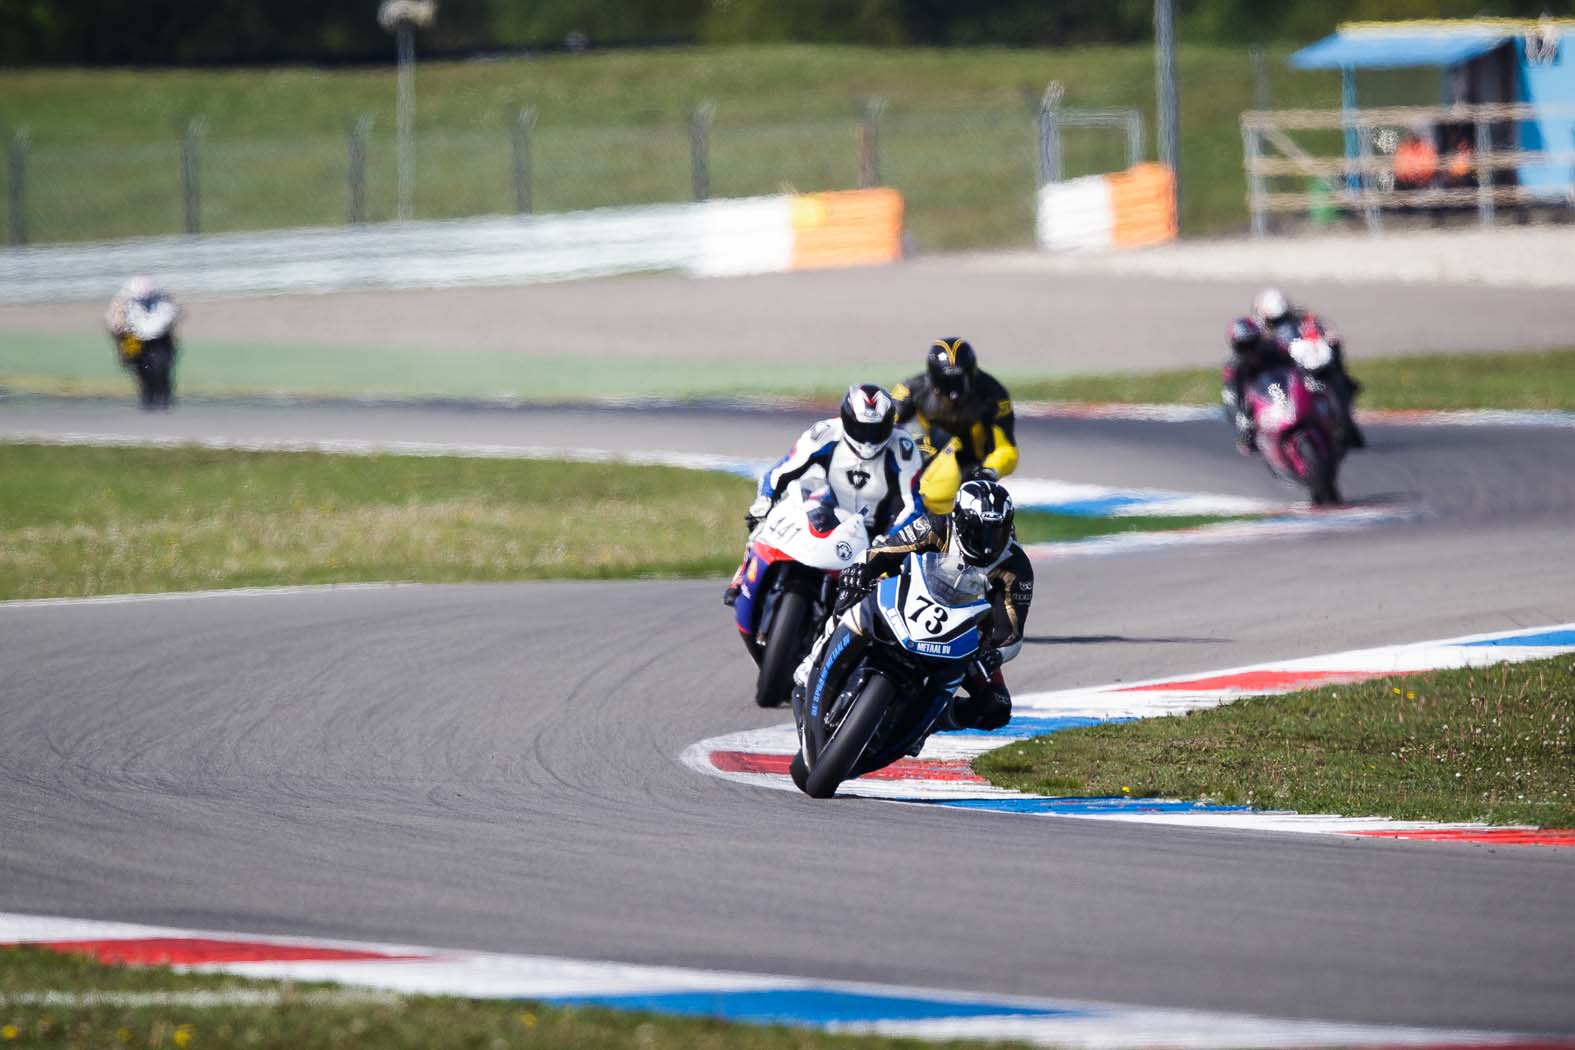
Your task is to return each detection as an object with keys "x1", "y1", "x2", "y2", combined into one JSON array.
[{"x1": 876, "y1": 553, "x2": 992, "y2": 661}]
